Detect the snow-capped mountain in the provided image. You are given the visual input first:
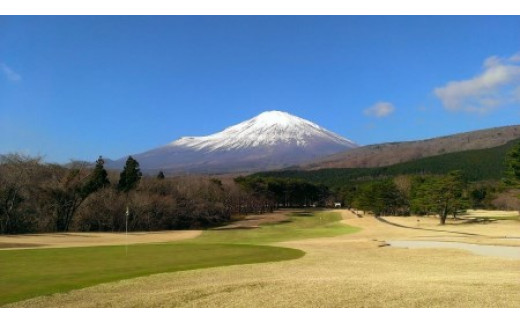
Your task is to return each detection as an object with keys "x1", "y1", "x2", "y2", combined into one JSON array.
[
  {"x1": 172, "y1": 111, "x2": 355, "y2": 151},
  {"x1": 108, "y1": 111, "x2": 358, "y2": 174}
]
